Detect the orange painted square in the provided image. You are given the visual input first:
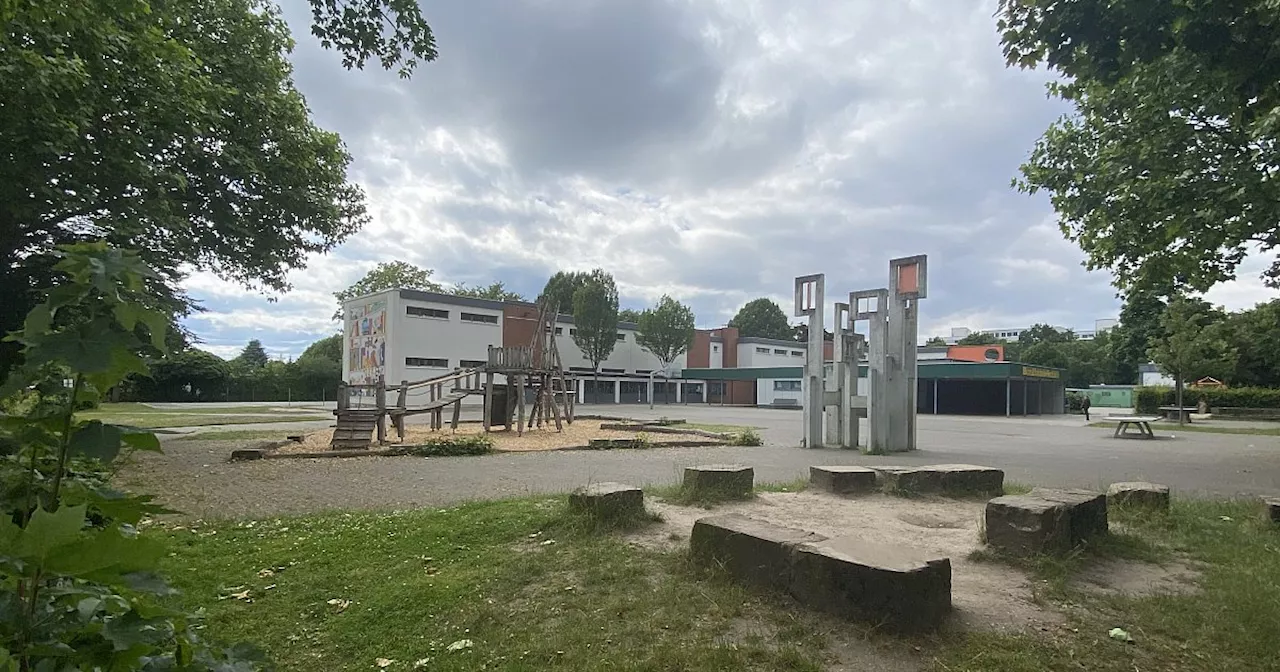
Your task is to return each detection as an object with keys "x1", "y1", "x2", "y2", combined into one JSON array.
[{"x1": 897, "y1": 263, "x2": 919, "y2": 294}]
